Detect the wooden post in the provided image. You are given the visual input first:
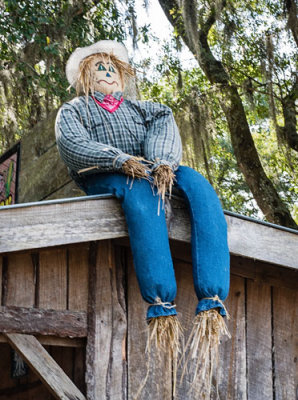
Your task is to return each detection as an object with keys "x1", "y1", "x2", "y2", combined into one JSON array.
[
  {"x1": 127, "y1": 250, "x2": 172, "y2": 400},
  {"x1": 86, "y1": 240, "x2": 127, "y2": 400}
]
